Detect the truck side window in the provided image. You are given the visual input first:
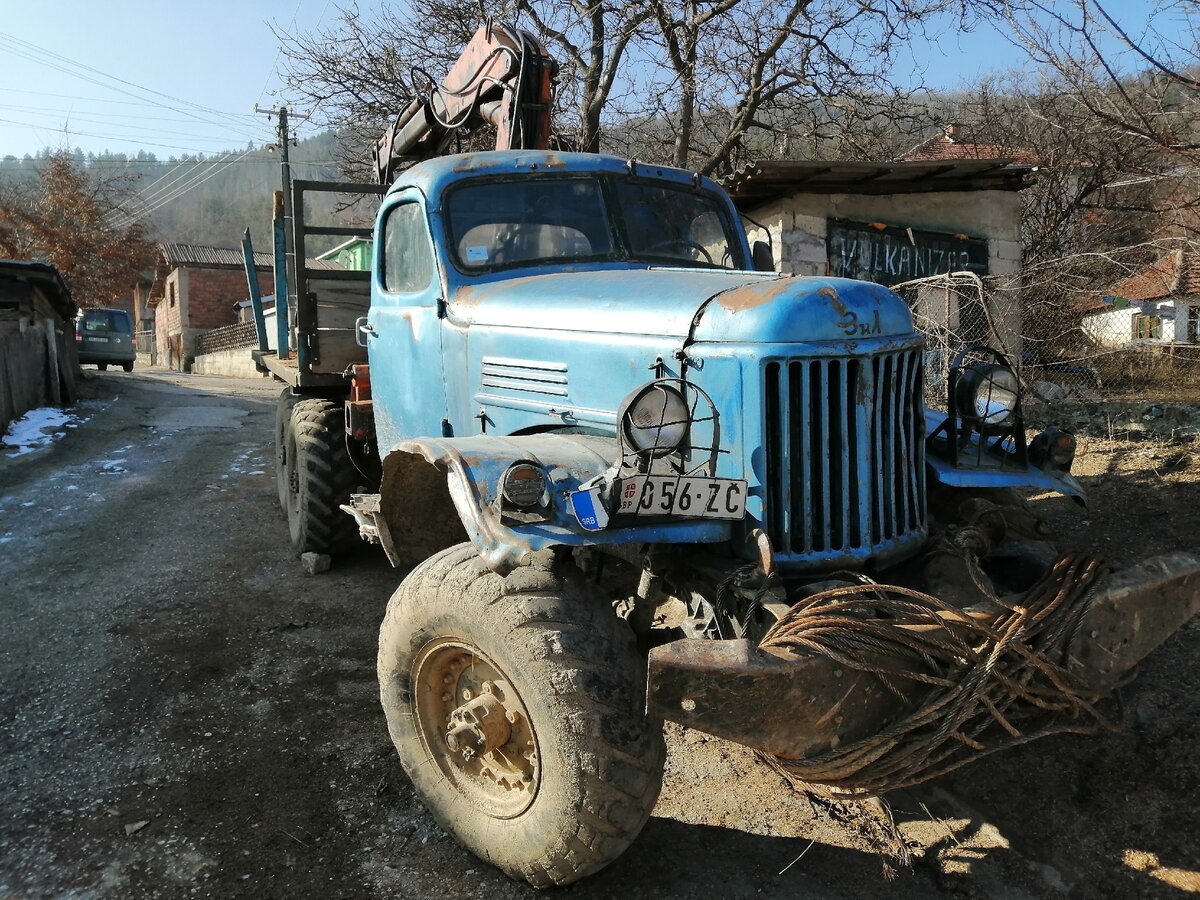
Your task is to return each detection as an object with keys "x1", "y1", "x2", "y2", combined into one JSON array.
[{"x1": 383, "y1": 202, "x2": 435, "y2": 294}]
